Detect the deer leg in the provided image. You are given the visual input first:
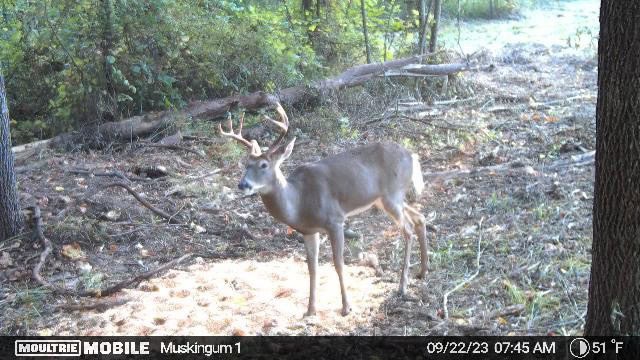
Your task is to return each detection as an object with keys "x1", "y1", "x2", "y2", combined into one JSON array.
[
  {"x1": 328, "y1": 224, "x2": 351, "y2": 316},
  {"x1": 303, "y1": 233, "x2": 320, "y2": 317},
  {"x1": 404, "y1": 204, "x2": 428, "y2": 279},
  {"x1": 381, "y1": 197, "x2": 413, "y2": 296}
]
